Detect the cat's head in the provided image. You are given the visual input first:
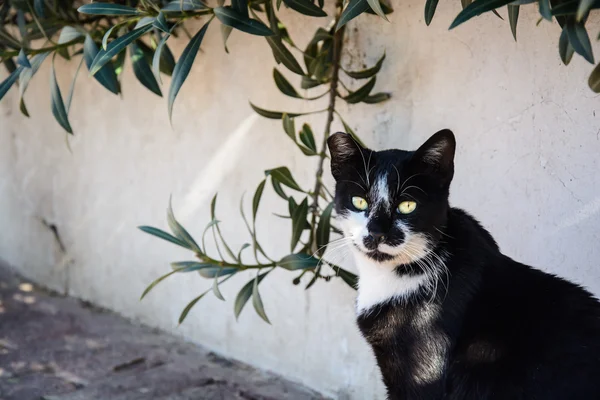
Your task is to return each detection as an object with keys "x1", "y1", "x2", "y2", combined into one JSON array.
[{"x1": 327, "y1": 130, "x2": 456, "y2": 267}]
